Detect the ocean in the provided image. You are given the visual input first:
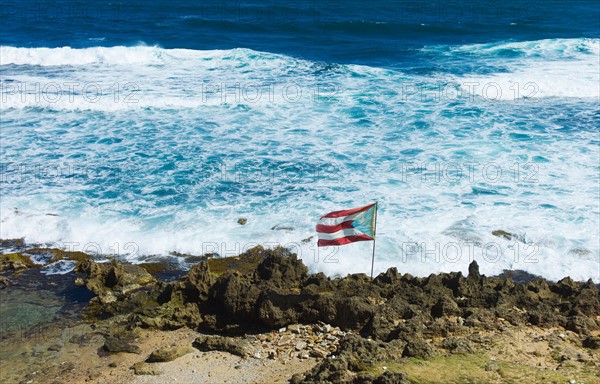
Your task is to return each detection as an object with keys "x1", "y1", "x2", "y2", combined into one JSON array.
[{"x1": 0, "y1": 0, "x2": 599, "y2": 281}]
